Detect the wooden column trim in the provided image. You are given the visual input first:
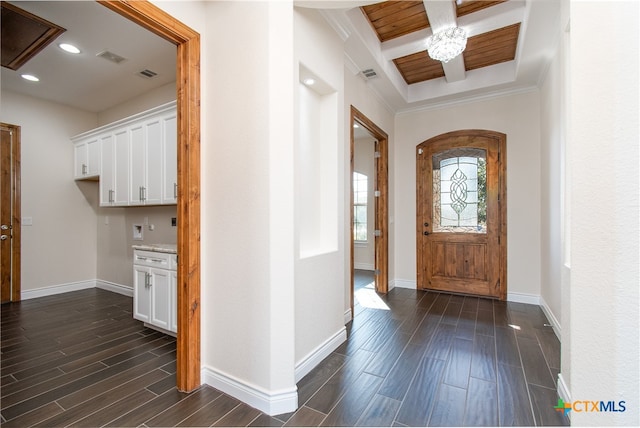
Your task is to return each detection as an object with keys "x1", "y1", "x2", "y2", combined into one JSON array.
[{"x1": 98, "y1": 0, "x2": 201, "y2": 392}]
